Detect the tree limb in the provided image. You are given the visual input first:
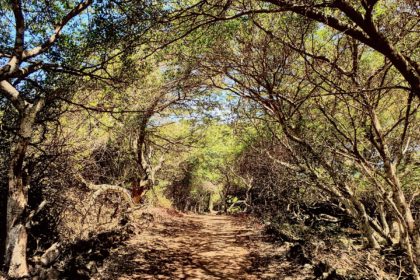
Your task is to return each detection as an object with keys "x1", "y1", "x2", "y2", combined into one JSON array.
[{"x1": 23, "y1": 0, "x2": 93, "y2": 60}]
